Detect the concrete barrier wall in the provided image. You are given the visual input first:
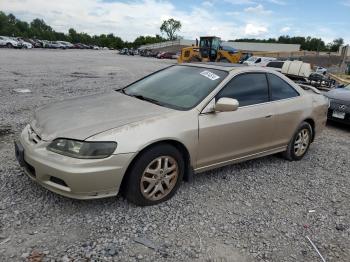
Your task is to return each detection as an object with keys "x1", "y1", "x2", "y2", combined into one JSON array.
[
  {"x1": 222, "y1": 42, "x2": 300, "y2": 52},
  {"x1": 139, "y1": 39, "x2": 300, "y2": 52}
]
